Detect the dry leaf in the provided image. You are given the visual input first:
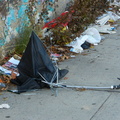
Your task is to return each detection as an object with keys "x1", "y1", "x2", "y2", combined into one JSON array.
[
  {"x1": 11, "y1": 71, "x2": 17, "y2": 79},
  {"x1": 0, "y1": 79, "x2": 3, "y2": 83},
  {"x1": 64, "y1": 77, "x2": 68, "y2": 80},
  {"x1": 3, "y1": 97, "x2": 8, "y2": 101}
]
